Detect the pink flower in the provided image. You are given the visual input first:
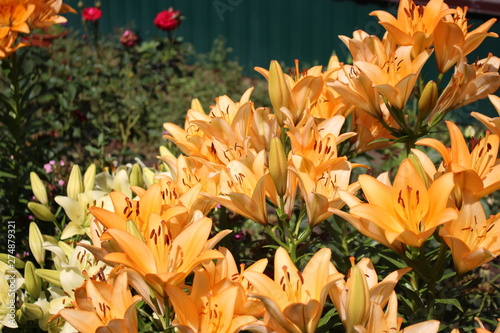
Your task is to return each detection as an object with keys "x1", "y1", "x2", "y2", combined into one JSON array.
[
  {"x1": 154, "y1": 8, "x2": 181, "y2": 31},
  {"x1": 44, "y1": 162, "x2": 54, "y2": 174},
  {"x1": 120, "y1": 29, "x2": 139, "y2": 47},
  {"x1": 58, "y1": 179, "x2": 65, "y2": 187},
  {"x1": 82, "y1": 7, "x2": 102, "y2": 21}
]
